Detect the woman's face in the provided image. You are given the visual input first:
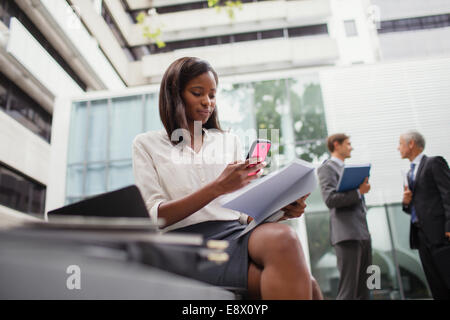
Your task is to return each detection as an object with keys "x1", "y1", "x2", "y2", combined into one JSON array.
[{"x1": 181, "y1": 71, "x2": 217, "y2": 125}]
